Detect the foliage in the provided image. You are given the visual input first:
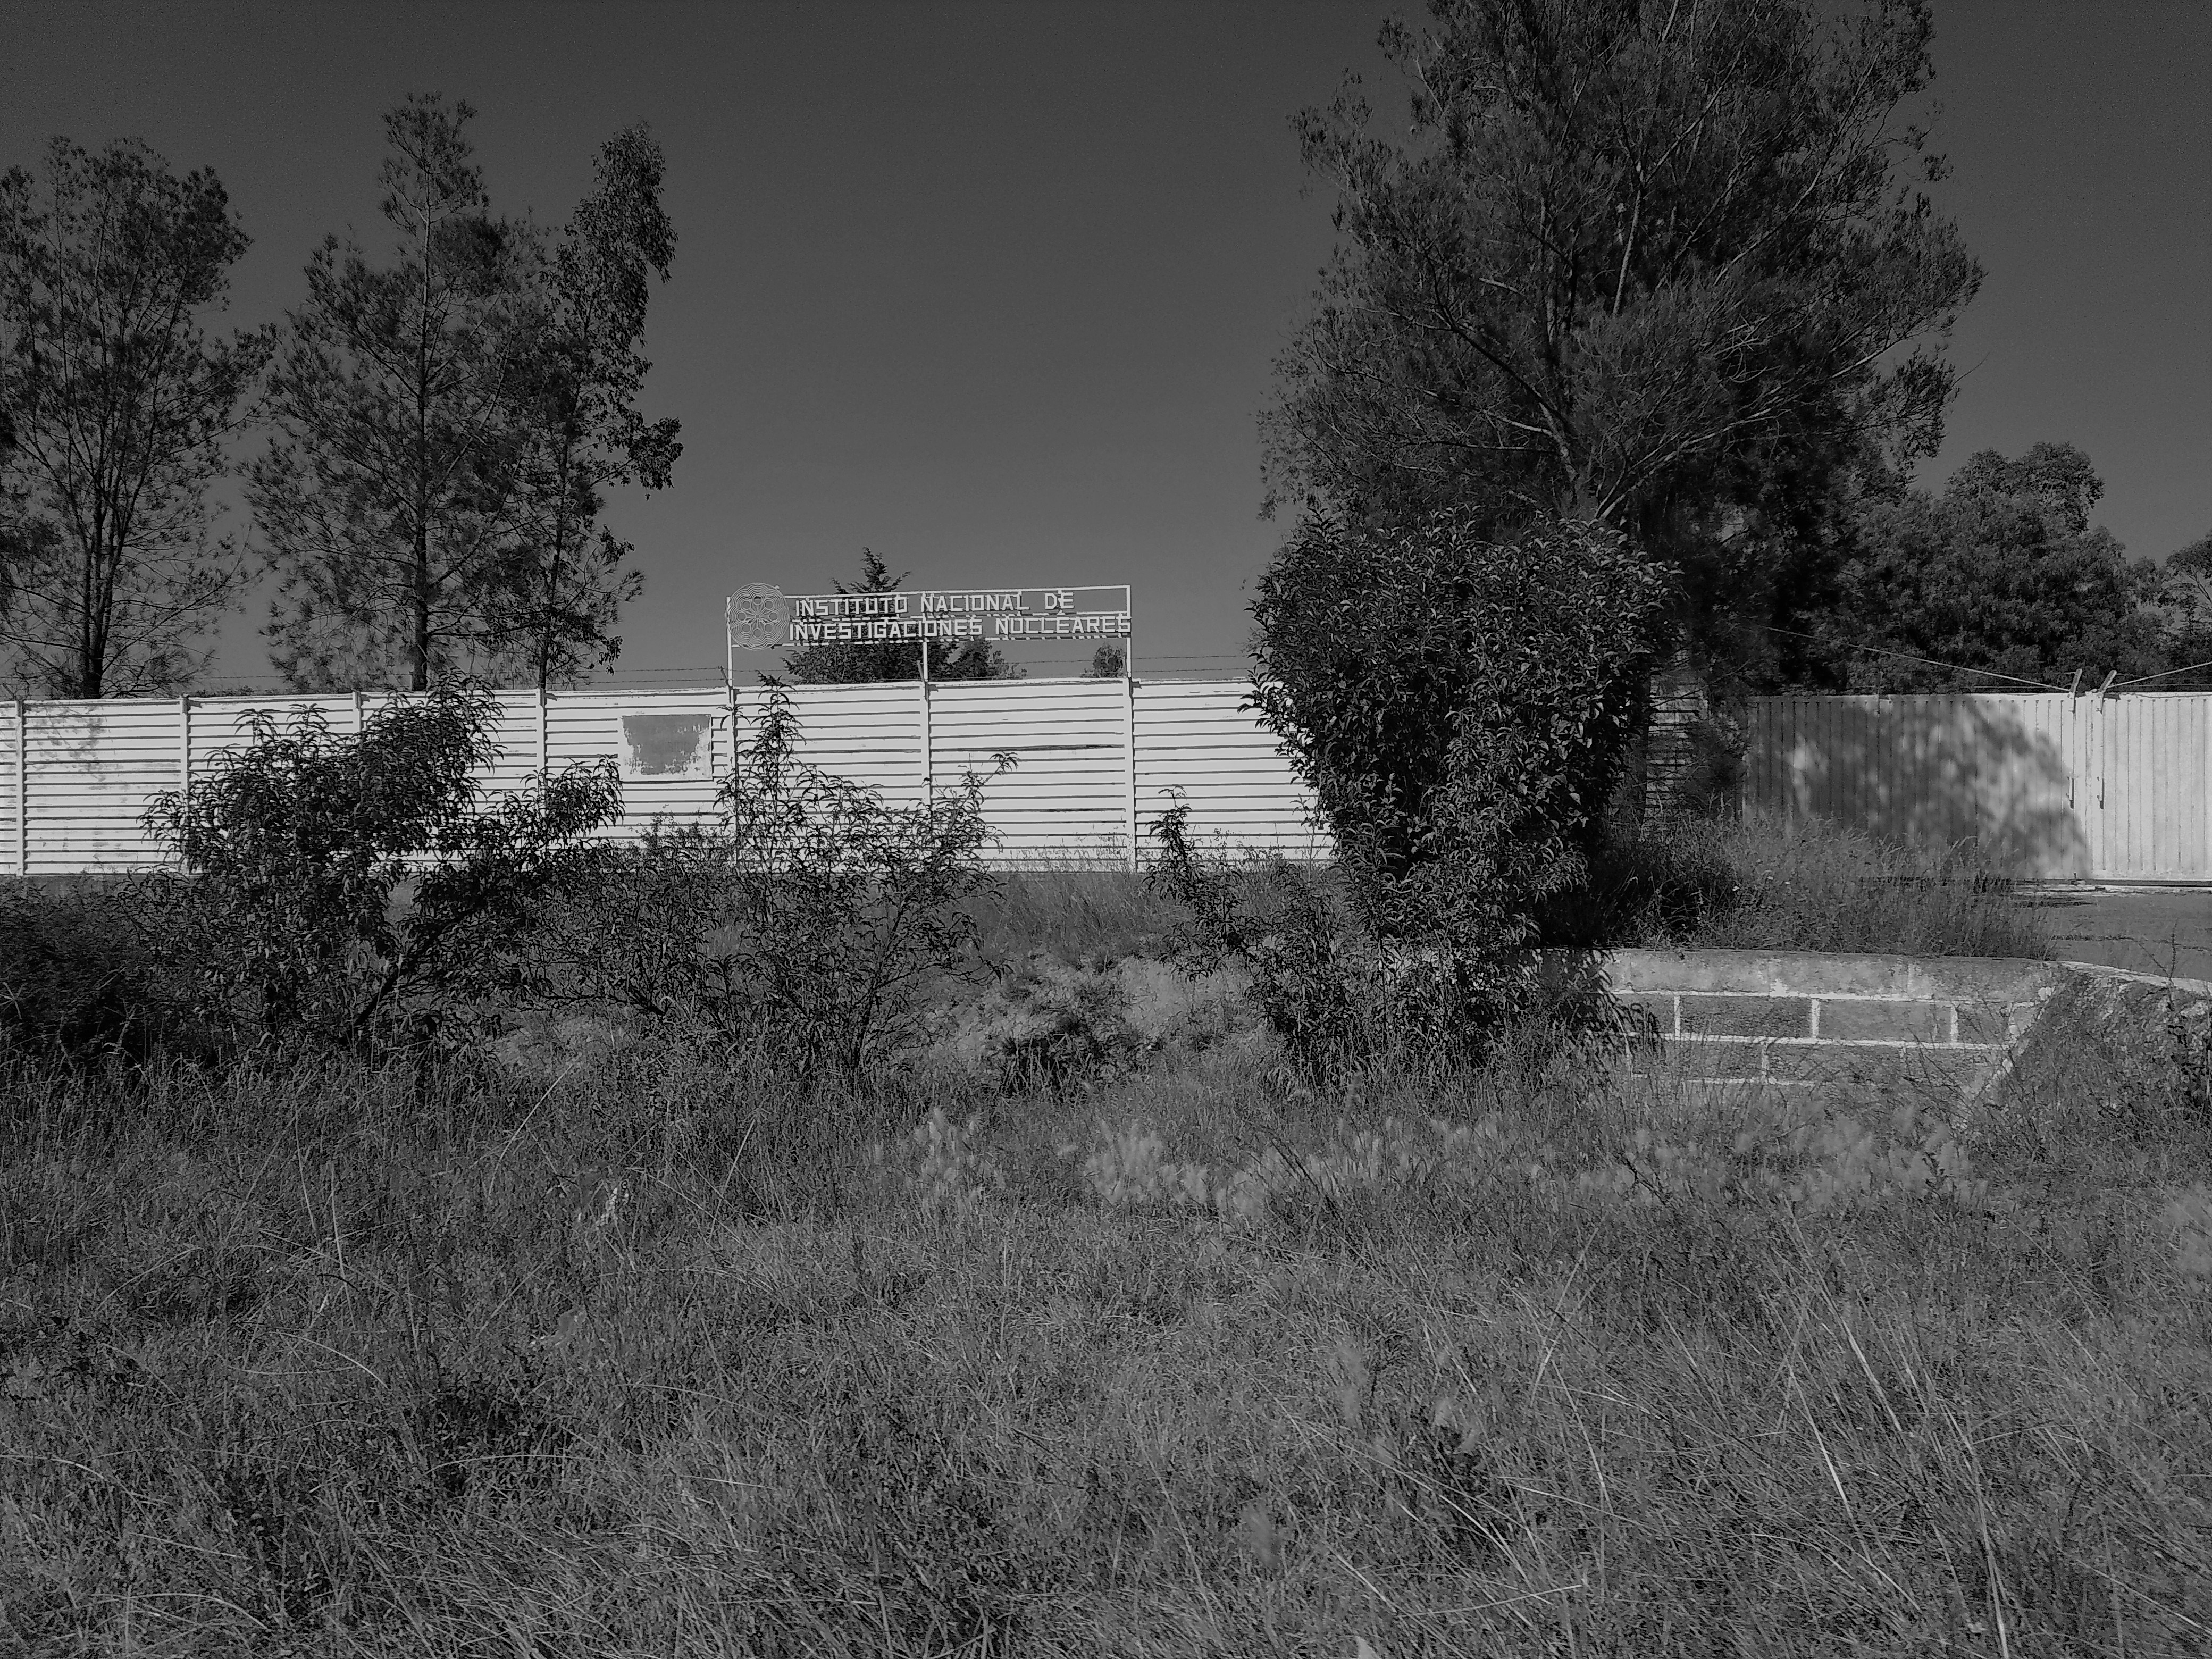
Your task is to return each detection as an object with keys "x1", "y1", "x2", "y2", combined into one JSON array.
[
  {"x1": 483, "y1": 125, "x2": 681, "y2": 690},
  {"x1": 541, "y1": 689, "x2": 1006, "y2": 1079},
  {"x1": 1083, "y1": 642, "x2": 1126, "y2": 678},
  {"x1": 777, "y1": 547, "x2": 1015, "y2": 684},
  {"x1": 252, "y1": 96, "x2": 678, "y2": 693},
  {"x1": 0, "y1": 881, "x2": 186, "y2": 1065},
  {"x1": 2134, "y1": 527, "x2": 2212, "y2": 688},
  {"x1": 1804, "y1": 441, "x2": 2168, "y2": 691},
  {"x1": 251, "y1": 95, "x2": 524, "y2": 691},
  {"x1": 0, "y1": 136, "x2": 271, "y2": 696},
  {"x1": 1144, "y1": 803, "x2": 1606, "y2": 1083},
  {"x1": 1263, "y1": 0, "x2": 1980, "y2": 648},
  {"x1": 1253, "y1": 509, "x2": 1664, "y2": 950},
  {"x1": 140, "y1": 681, "x2": 622, "y2": 1054}
]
